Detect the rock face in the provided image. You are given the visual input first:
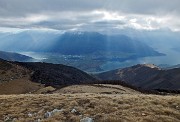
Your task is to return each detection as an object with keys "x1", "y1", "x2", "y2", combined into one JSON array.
[{"x1": 96, "y1": 64, "x2": 180, "y2": 90}]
